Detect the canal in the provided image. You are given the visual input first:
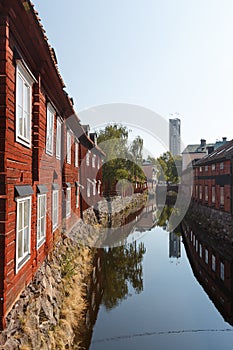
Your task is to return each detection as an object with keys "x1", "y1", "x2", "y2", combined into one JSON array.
[{"x1": 78, "y1": 202, "x2": 233, "y2": 349}]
